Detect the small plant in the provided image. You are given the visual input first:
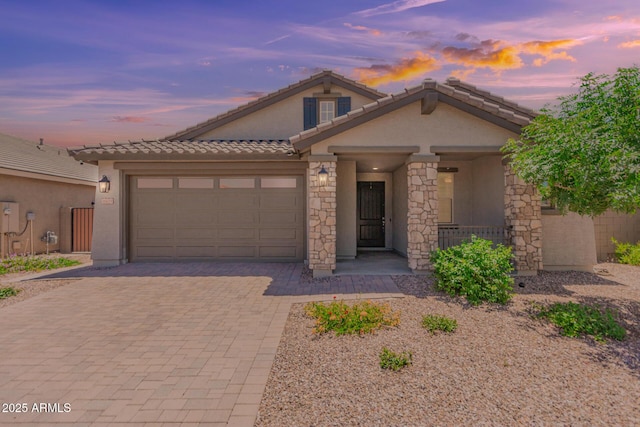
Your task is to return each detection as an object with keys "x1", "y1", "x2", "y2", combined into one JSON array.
[
  {"x1": 611, "y1": 238, "x2": 640, "y2": 266},
  {"x1": 422, "y1": 314, "x2": 458, "y2": 334},
  {"x1": 379, "y1": 347, "x2": 412, "y2": 371},
  {"x1": 304, "y1": 299, "x2": 400, "y2": 336},
  {"x1": 0, "y1": 287, "x2": 20, "y2": 299},
  {"x1": 0, "y1": 256, "x2": 80, "y2": 275},
  {"x1": 536, "y1": 301, "x2": 626, "y2": 342},
  {"x1": 430, "y1": 236, "x2": 514, "y2": 306}
]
